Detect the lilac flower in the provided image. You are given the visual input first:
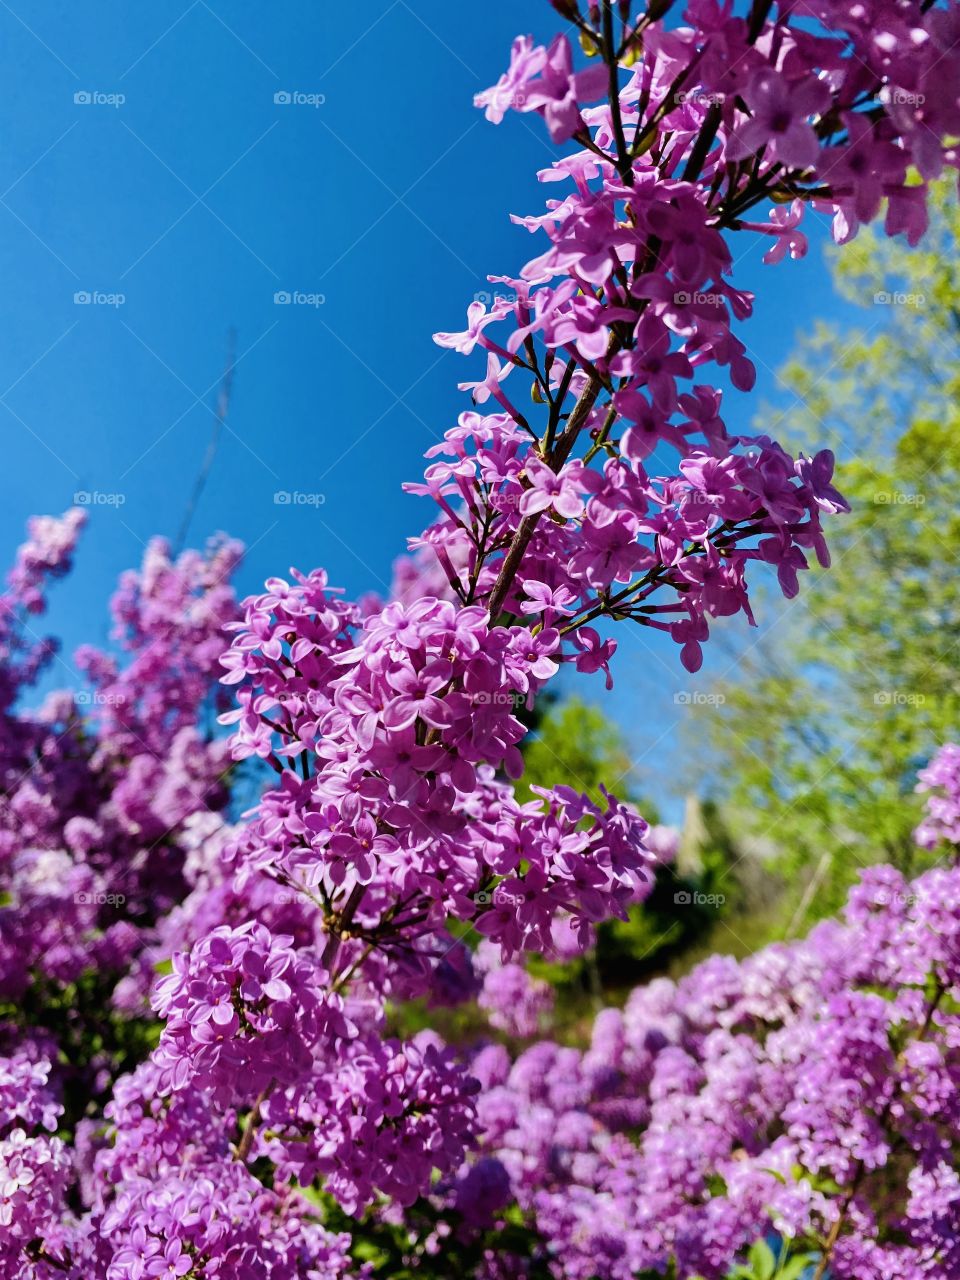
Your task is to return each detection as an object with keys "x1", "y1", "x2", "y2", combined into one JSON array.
[
  {"x1": 477, "y1": 33, "x2": 608, "y2": 143},
  {"x1": 728, "y1": 69, "x2": 832, "y2": 171},
  {"x1": 519, "y1": 458, "x2": 587, "y2": 519},
  {"x1": 795, "y1": 449, "x2": 850, "y2": 515}
]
